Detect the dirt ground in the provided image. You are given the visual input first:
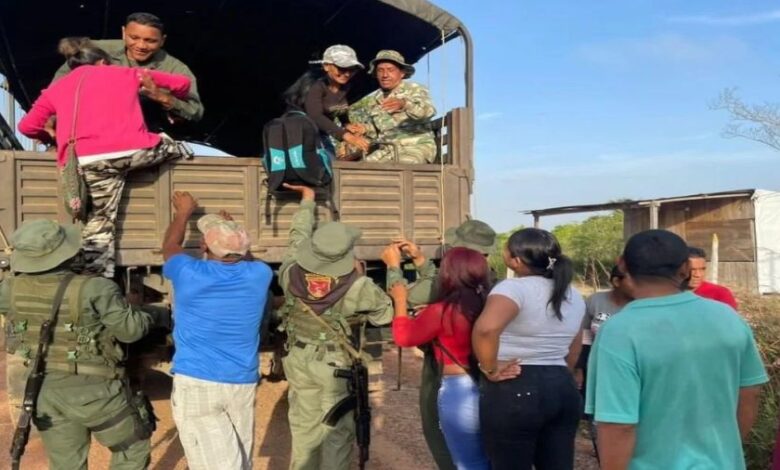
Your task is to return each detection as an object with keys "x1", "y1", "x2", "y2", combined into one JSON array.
[{"x1": 1, "y1": 345, "x2": 599, "y2": 469}]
